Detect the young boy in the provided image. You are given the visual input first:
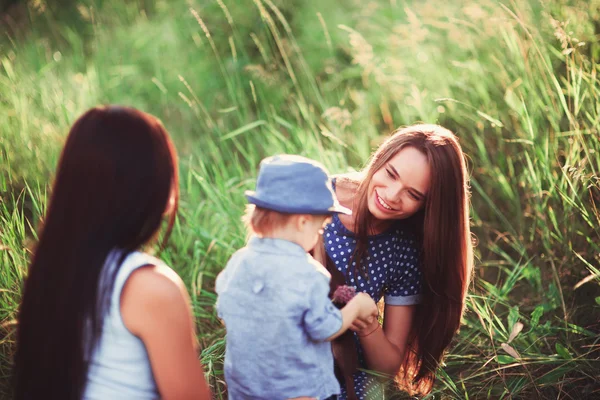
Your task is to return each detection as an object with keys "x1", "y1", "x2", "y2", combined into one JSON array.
[{"x1": 216, "y1": 155, "x2": 378, "y2": 400}]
